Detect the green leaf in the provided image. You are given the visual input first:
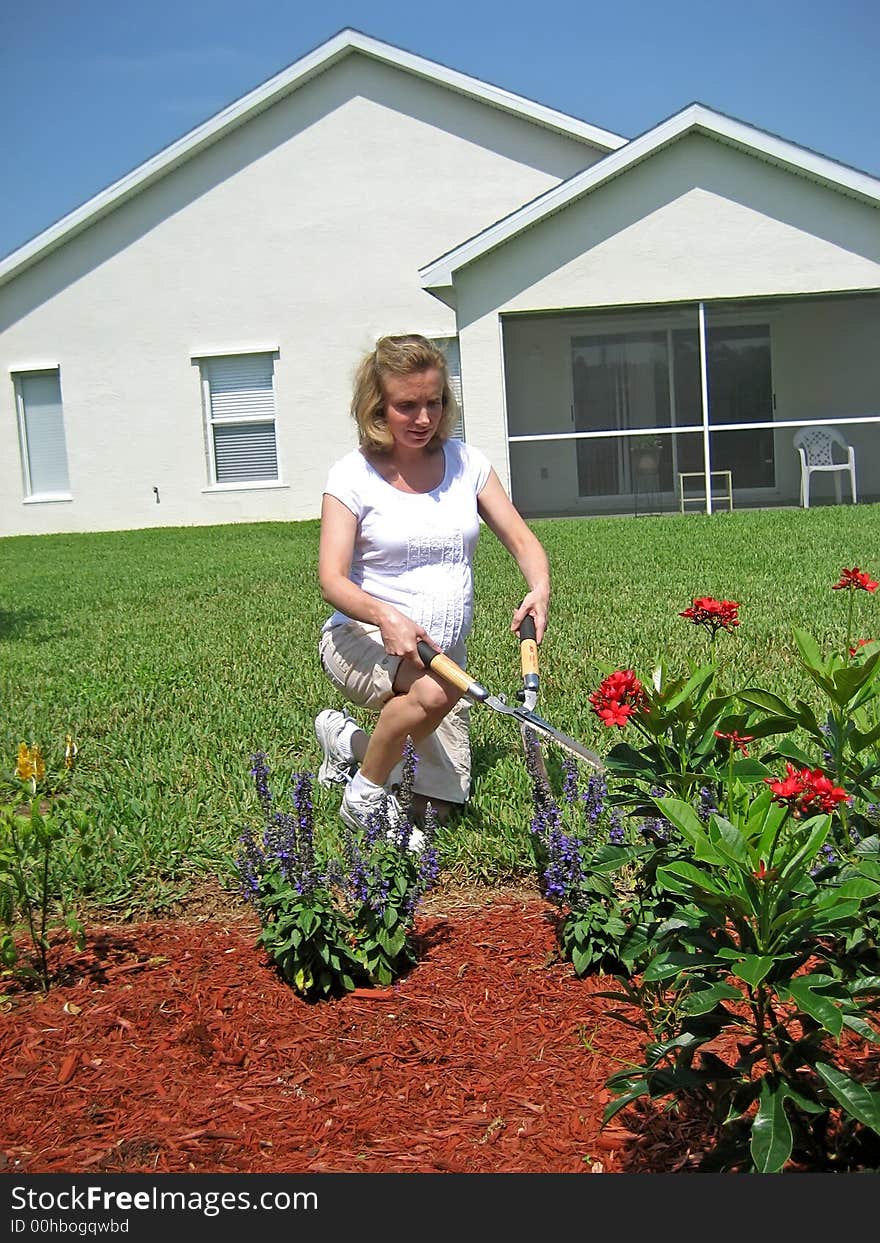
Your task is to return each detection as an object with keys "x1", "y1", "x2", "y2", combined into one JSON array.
[
  {"x1": 641, "y1": 949, "x2": 717, "y2": 982},
  {"x1": 740, "y1": 717, "x2": 797, "y2": 742},
  {"x1": 780, "y1": 976, "x2": 843, "y2": 1037},
  {"x1": 730, "y1": 757, "x2": 774, "y2": 779},
  {"x1": 772, "y1": 738, "x2": 819, "y2": 767},
  {"x1": 850, "y1": 975, "x2": 880, "y2": 995},
  {"x1": 751, "y1": 1079, "x2": 794, "y2": 1173},
  {"x1": 738, "y1": 687, "x2": 796, "y2": 717},
  {"x1": 831, "y1": 663, "x2": 878, "y2": 705},
  {"x1": 731, "y1": 954, "x2": 775, "y2": 987},
  {"x1": 792, "y1": 626, "x2": 826, "y2": 671},
  {"x1": 572, "y1": 945, "x2": 593, "y2": 976},
  {"x1": 604, "y1": 743, "x2": 655, "y2": 774},
  {"x1": 656, "y1": 860, "x2": 726, "y2": 896},
  {"x1": 678, "y1": 981, "x2": 742, "y2": 1015},
  {"x1": 653, "y1": 798, "x2": 717, "y2": 858},
  {"x1": 834, "y1": 877, "x2": 880, "y2": 901},
  {"x1": 841, "y1": 1014, "x2": 880, "y2": 1045},
  {"x1": 814, "y1": 1062, "x2": 880, "y2": 1130},
  {"x1": 662, "y1": 664, "x2": 715, "y2": 712},
  {"x1": 711, "y1": 818, "x2": 750, "y2": 868},
  {"x1": 851, "y1": 719, "x2": 880, "y2": 749},
  {"x1": 777, "y1": 817, "x2": 831, "y2": 885}
]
